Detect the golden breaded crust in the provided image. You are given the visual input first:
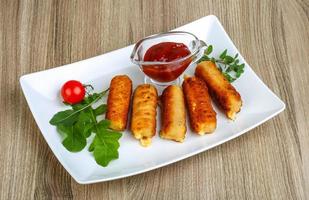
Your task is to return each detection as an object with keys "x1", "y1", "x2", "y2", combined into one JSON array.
[
  {"x1": 131, "y1": 84, "x2": 158, "y2": 147},
  {"x1": 160, "y1": 85, "x2": 186, "y2": 142},
  {"x1": 182, "y1": 76, "x2": 217, "y2": 134},
  {"x1": 106, "y1": 75, "x2": 132, "y2": 131},
  {"x1": 195, "y1": 61, "x2": 242, "y2": 120}
]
